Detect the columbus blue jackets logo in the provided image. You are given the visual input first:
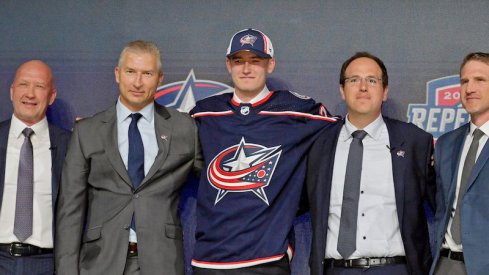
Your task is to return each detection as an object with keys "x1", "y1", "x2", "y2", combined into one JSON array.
[
  {"x1": 155, "y1": 70, "x2": 232, "y2": 112},
  {"x1": 207, "y1": 138, "x2": 282, "y2": 205},
  {"x1": 407, "y1": 75, "x2": 469, "y2": 140},
  {"x1": 240, "y1": 34, "x2": 257, "y2": 46}
]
